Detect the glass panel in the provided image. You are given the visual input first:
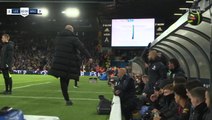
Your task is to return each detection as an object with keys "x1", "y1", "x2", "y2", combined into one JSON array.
[
  {"x1": 165, "y1": 36, "x2": 210, "y2": 79},
  {"x1": 156, "y1": 44, "x2": 193, "y2": 78},
  {"x1": 175, "y1": 29, "x2": 210, "y2": 58},
  {"x1": 184, "y1": 21, "x2": 211, "y2": 37}
]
